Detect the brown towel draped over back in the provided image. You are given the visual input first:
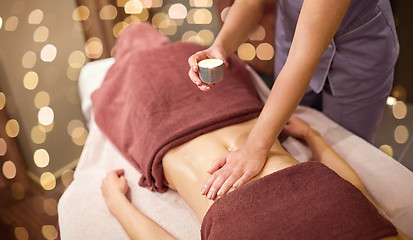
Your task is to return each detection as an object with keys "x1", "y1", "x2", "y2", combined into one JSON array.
[
  {"x1": 92, "y1": 23, "x2": 263, "y2": 192},
  {"x1": 201, "y1": 162, "x2": 398, "y2": 240}
]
